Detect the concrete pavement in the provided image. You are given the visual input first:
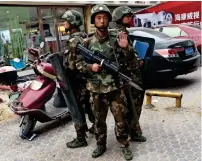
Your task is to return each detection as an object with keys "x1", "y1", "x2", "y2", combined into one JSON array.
[{"x1": 0, "y1": 68, "x2": 201, "y2": 161}]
